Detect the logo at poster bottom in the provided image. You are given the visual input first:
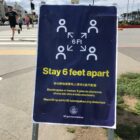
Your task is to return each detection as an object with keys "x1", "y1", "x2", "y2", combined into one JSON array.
[{"x1": 69, "y1": 106, "x2": 78, "y2": 115}]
